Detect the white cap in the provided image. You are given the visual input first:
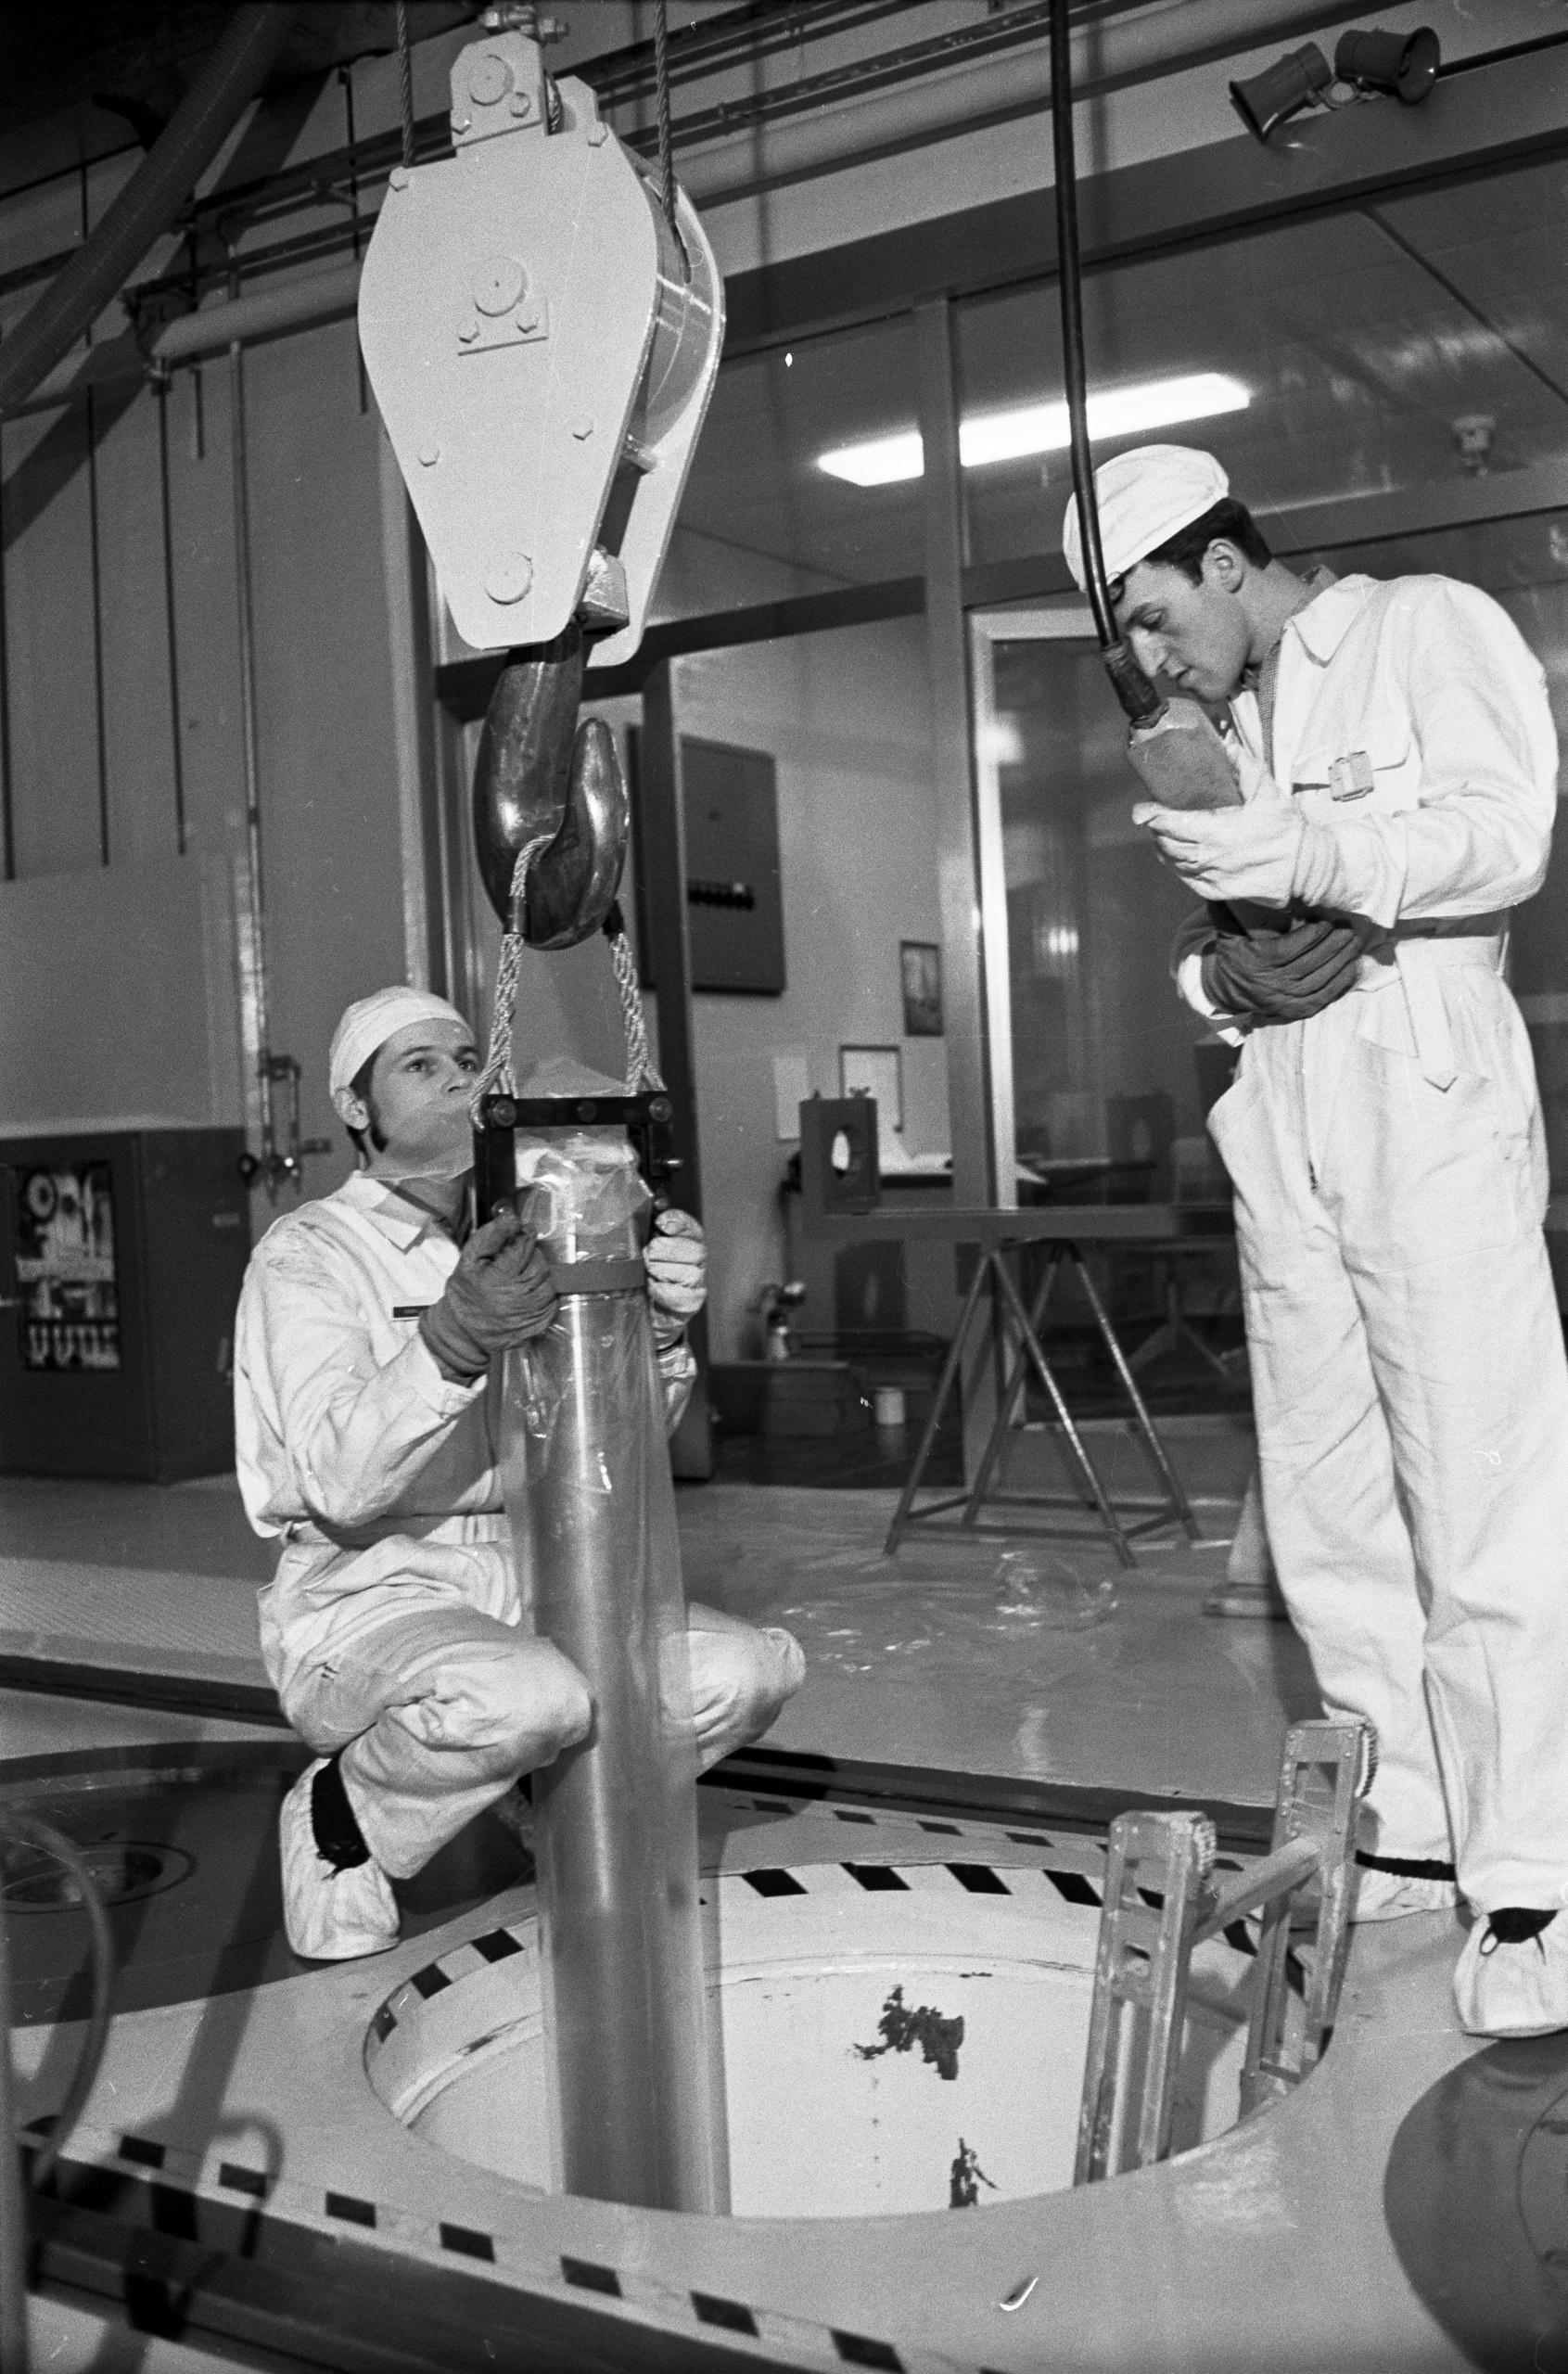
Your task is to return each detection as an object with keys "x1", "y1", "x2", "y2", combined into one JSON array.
[
  {"x1": 1061, "y1": 444, "x2": 1229, "y2": 592},
  {"x1": 328, "y1": 987, "x2": 470, "y2": 1100}
]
